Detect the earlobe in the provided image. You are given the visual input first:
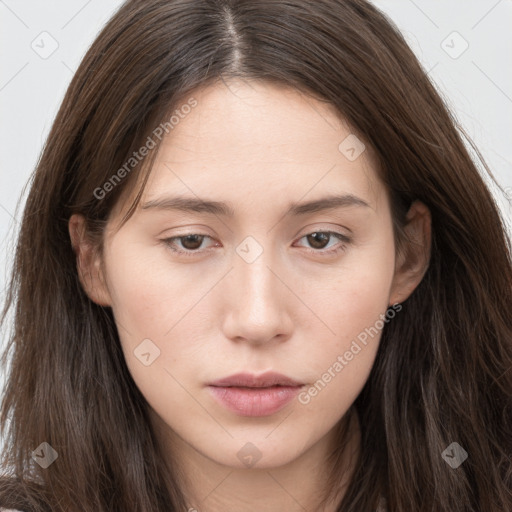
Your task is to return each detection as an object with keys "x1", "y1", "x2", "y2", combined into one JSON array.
[
  {"x1": 389, "y1": 200, "x2": 432, "y2": 305},
  {"x1": 68, "y1": 214, "x2": 112, "y2": 307}
]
